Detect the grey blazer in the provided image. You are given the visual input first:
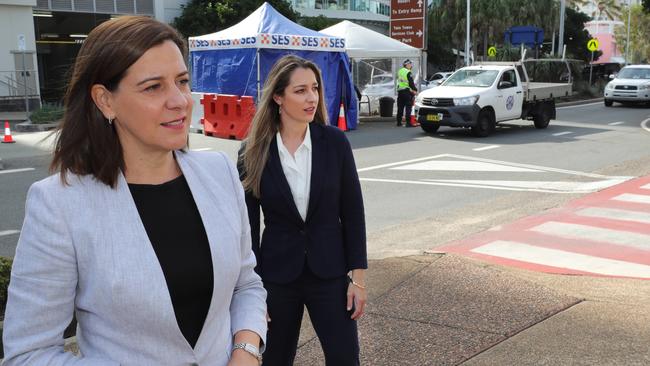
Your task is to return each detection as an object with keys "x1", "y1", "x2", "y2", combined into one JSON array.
[{"x1": 2, "y1": 151, "x2": 267, "y2": 365}]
